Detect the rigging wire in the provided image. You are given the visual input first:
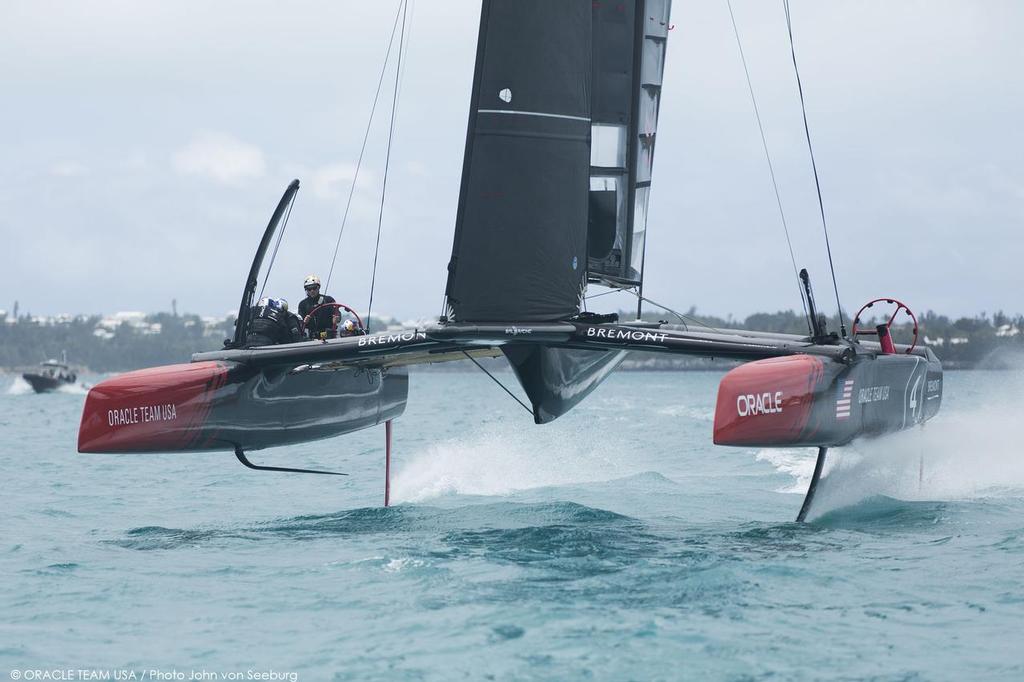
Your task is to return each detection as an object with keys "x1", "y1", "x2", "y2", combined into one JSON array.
[
  {"x1": 726, "y1": 0, "x2": 811, "y2": 335},
  {"x1": 257, "y1": 193, "x2": 297, "y2": 303},
  {"x1": 583, "y1": 289, "x2": 620, "y2": 301},
  {"x1": 582, "y1": 288, "x2": 727, "y2": 334},
  {"x1": 366, "y1": 0, "x2": 409, "y2": 333},
  {"x1": 396, "y1": 0, "x2": 416, "y2": 90},
  {"x1": 324, "y1": 1, "x2": 406, "y2": 294},
  {"x1": 636, "y1": 293, "x2": 728, "y2": 333},
  {"x1": 783, "y1": 0, "x2": 848, "y2": 338},
  {"x1": 461, "y1": 351, "x2": 534, "y2": 416}
]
